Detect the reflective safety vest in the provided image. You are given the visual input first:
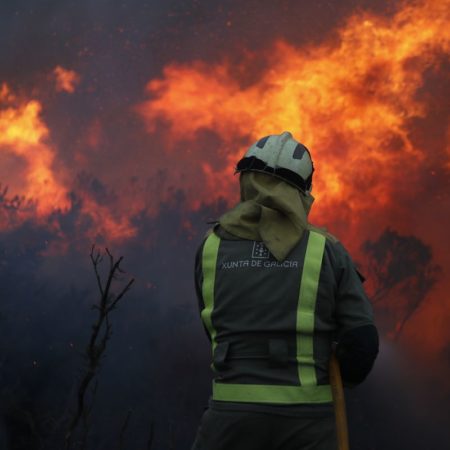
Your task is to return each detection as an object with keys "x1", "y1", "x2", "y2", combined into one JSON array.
[{"x1": 201, "y1": 229, "x2": 333, "y2": 404}]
